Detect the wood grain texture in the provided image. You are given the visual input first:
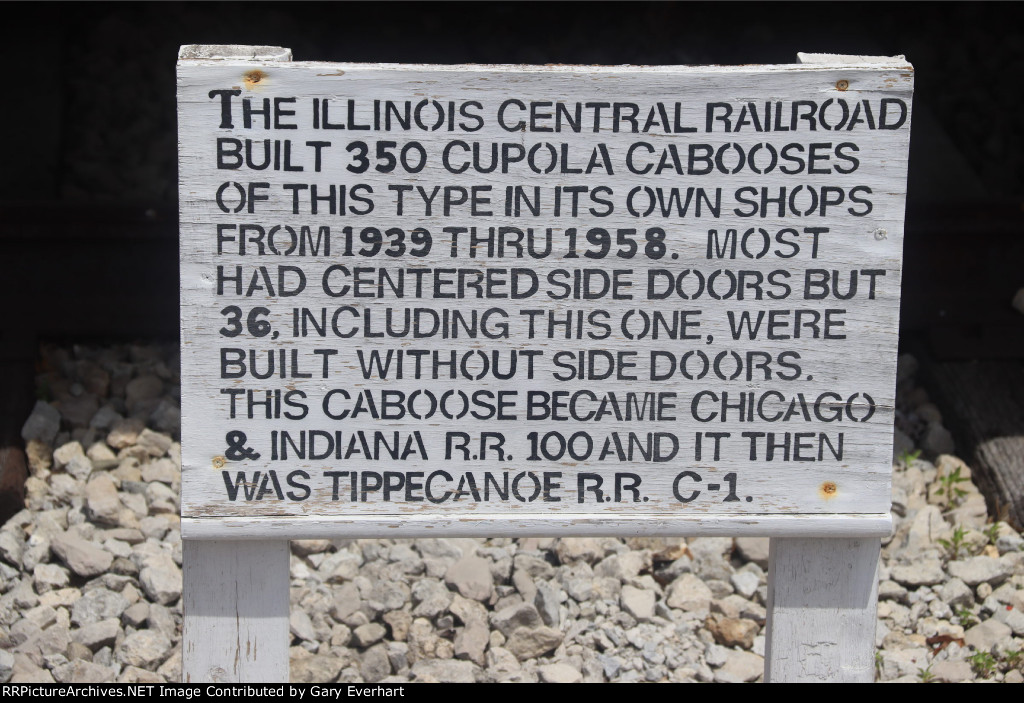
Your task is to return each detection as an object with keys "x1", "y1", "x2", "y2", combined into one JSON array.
[
  {"x1": 929, "y1": 361, "x2": 1024, "y2": 528},
  {"x1": 764, "y1": 537, "x2": 880, "y2": 682},
  {"x1": 182, "y1": 539, "x2": 290, "y2": 683},
  {"x1": 181, "y1": 512, "x2": 891, "y2": 540},
  {"x1": 178, "y1": 55, "x2": 913, "y2": 536}
]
